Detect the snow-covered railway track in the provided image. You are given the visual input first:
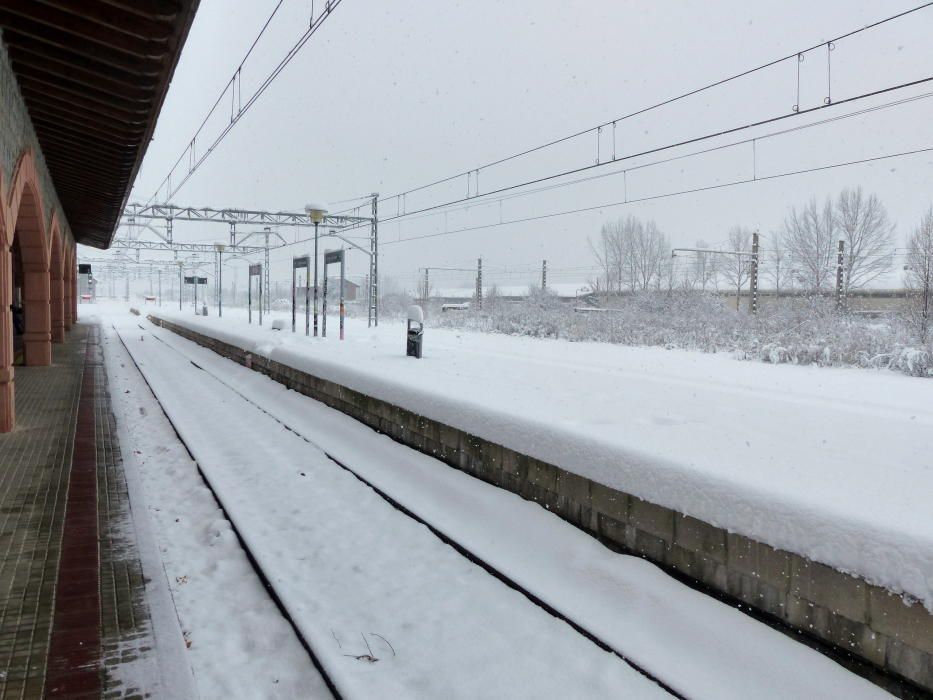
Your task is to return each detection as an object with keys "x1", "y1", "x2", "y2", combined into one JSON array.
[
  {"x1": 135, "y1": 323, "x2": 686, "y2": 699},
  {"x1": 114, "y1": 321, "x2": 678, "y2": 699},
  {"x1": 113, "y1": 325, "x2": 344, "y2": 700},
  {"x1": 114, "y1": 316, "x2": 894, "y2": 700}
]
